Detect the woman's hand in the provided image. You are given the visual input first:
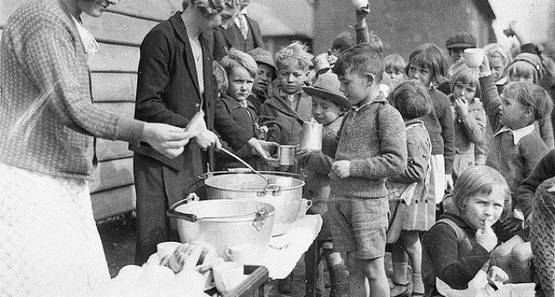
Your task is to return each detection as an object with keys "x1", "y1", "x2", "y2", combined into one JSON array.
[
  {"x1": 187, "y1": 111, "x2": 222, "y2": 151},
  {"x1": 142, "y1": 123, "x2": 195, "y2": 159}
]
